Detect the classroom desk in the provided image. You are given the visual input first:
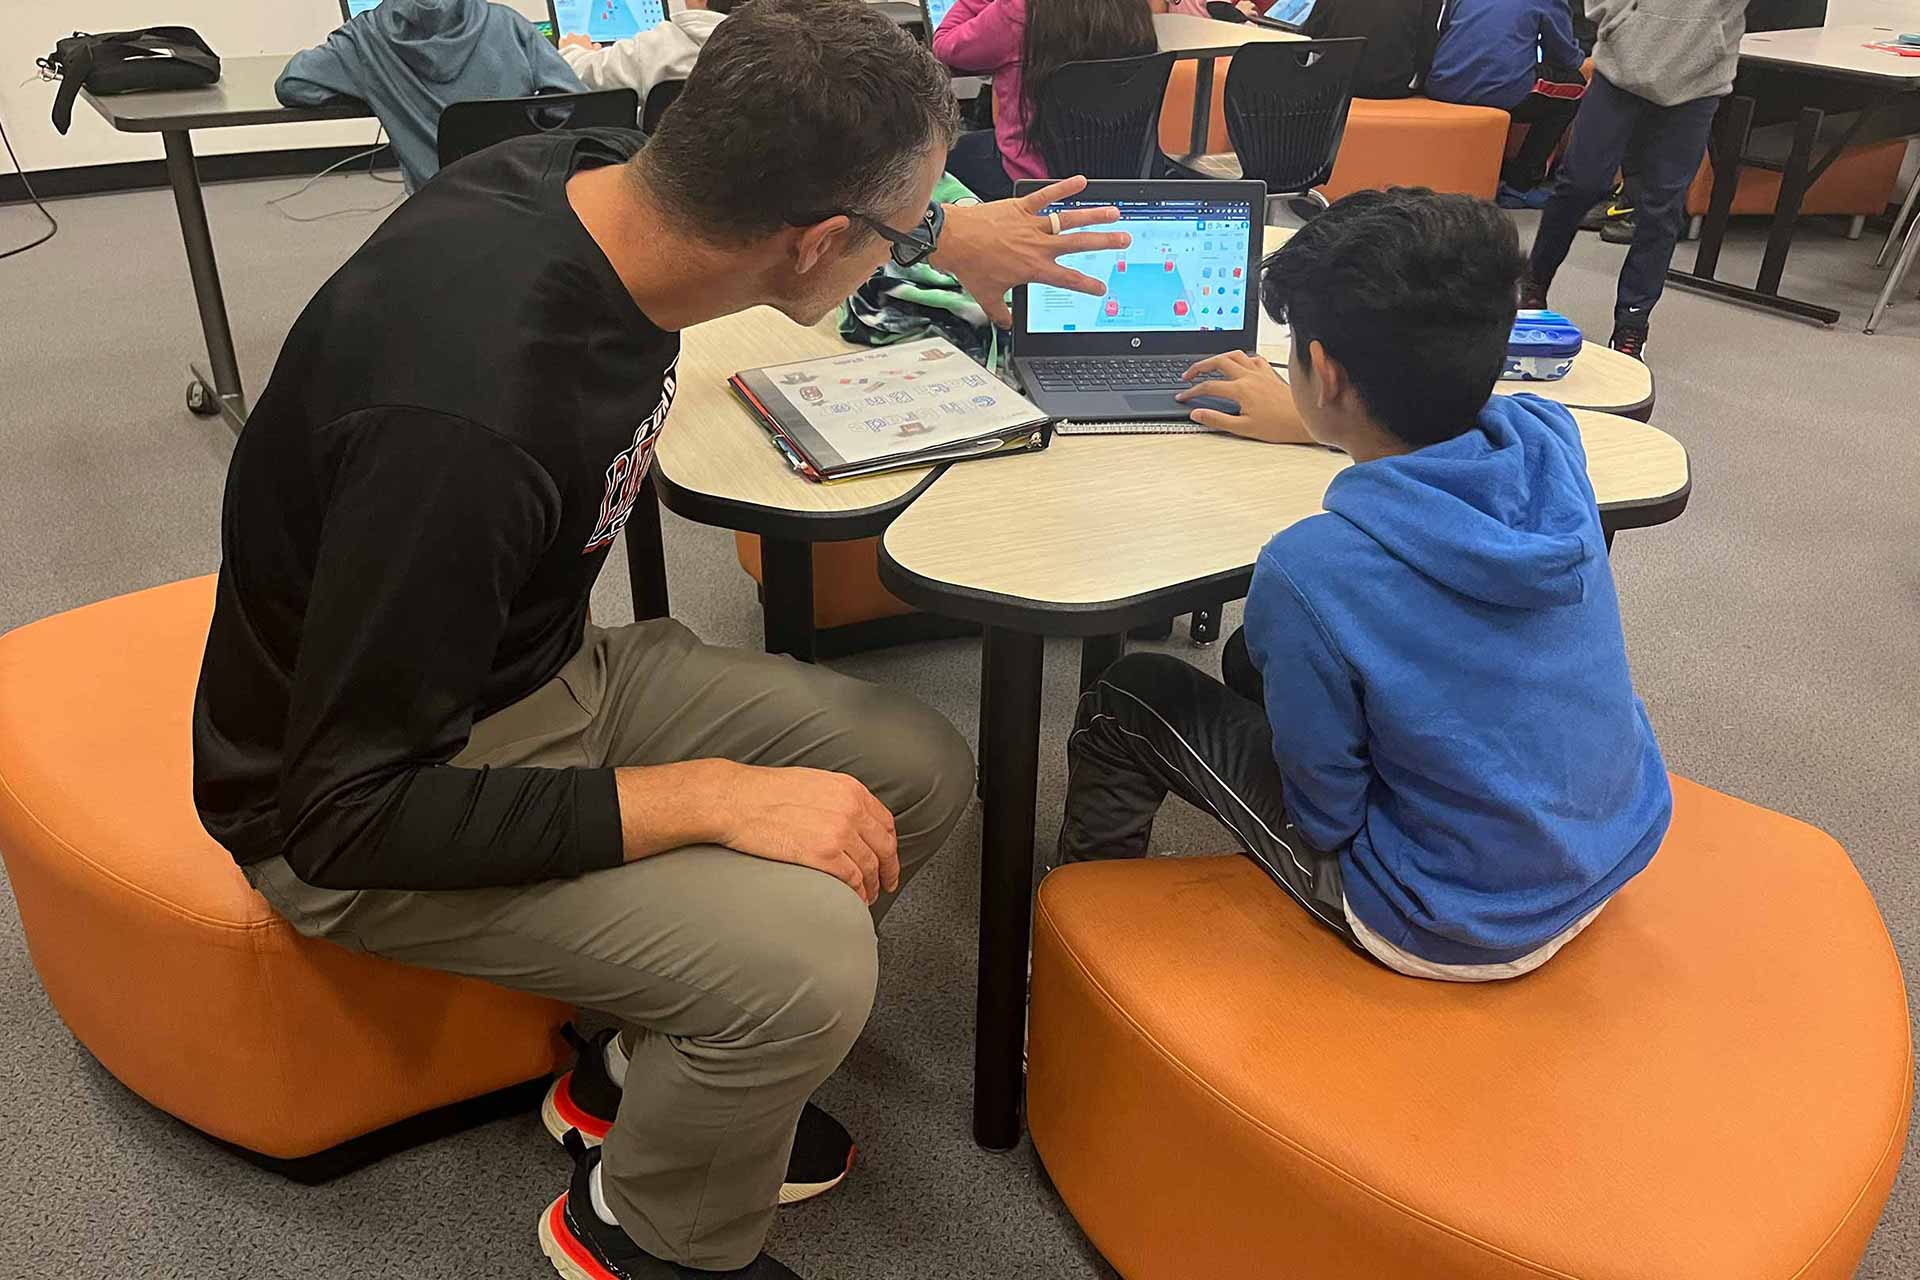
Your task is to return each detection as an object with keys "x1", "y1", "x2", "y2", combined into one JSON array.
[
  {"x1": 77, "y1": 56, "x2": 673, "y2": 623},
  {"x1": 651, "y1": 309, "x2": 947, "y2": 659},
  {"x1": 877, "y1": 412, "x2": 1692, "y2": 1150},
  {"x1": 80, "y1": 55, "x2": 371, "y2": 432},
  {"x1": 1153, "y1": 14, "x2": 1304, "y2": 160},
  {"x1": 1667, "y1": 24, "x2": 1920, "y2": 324}
]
